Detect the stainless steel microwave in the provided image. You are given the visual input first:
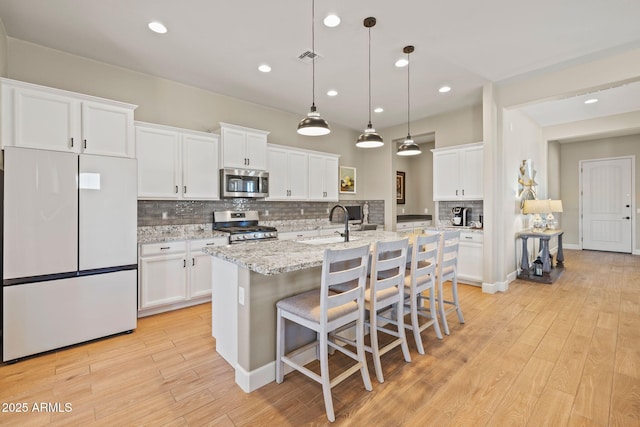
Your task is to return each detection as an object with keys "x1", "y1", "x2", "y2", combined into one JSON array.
[{"x1": 220, "y1": 168, "x2": 269, "y2": 198}]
